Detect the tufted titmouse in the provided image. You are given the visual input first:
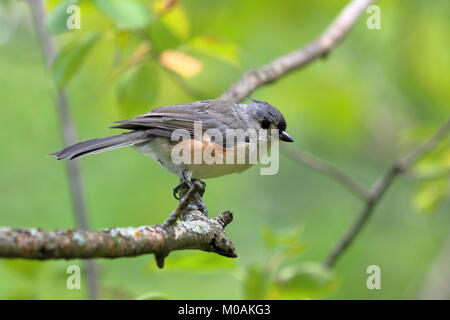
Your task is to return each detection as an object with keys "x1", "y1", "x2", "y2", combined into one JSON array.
[{"x1": 52, "y1": 99, "x2": 293, "y2": 197}]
